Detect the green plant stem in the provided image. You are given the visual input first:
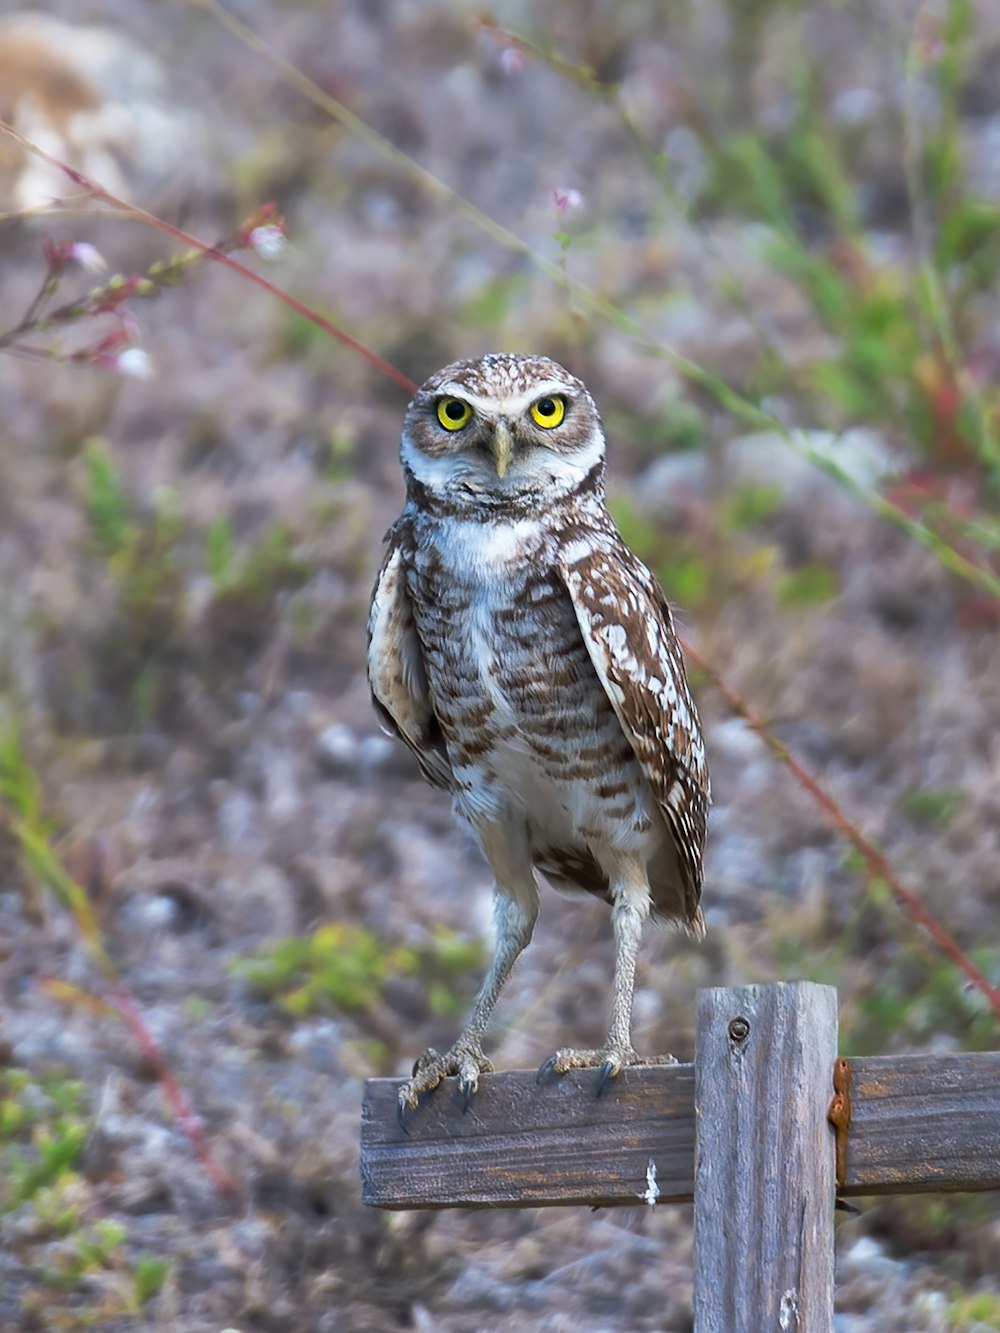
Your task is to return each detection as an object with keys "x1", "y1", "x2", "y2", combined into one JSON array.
[
  {"x1": 902, "y1": 1, "x2": 1000, "y2": 476},
  {"x1": 188, "y1": 1, "x2": 1000, "y2": 601}
]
